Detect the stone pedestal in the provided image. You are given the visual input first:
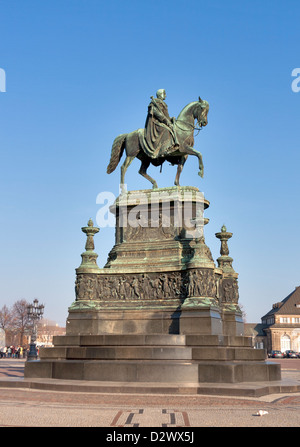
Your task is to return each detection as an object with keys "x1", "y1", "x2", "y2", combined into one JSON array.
[
  {"x1": 67, "y1": 187, "x2": 219, "y2": 336},
  {"x1": 25, "y1": 333, "x2": 280, "y2": 385},
  {"x1": 24, "y1": 186, "x2": 281, "y2": 389}
]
